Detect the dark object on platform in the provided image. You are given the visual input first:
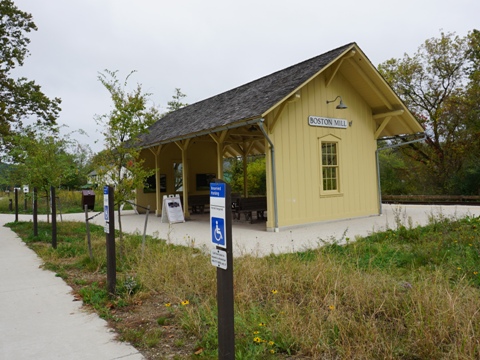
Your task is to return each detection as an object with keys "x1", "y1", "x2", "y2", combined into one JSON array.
[
  {"x1": 232, "y1": 196, "x2": 267, "y2": 223},
  {"x1": 81, "y1": 190, "x2": 95, "y2": 210}
]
